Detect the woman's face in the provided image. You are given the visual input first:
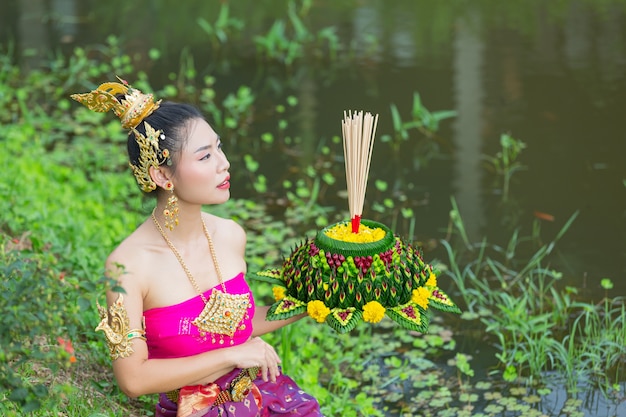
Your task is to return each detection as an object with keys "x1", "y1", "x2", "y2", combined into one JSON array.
[{"x1": 171, "y1": 118, "x2": 231, "y2": 206}]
